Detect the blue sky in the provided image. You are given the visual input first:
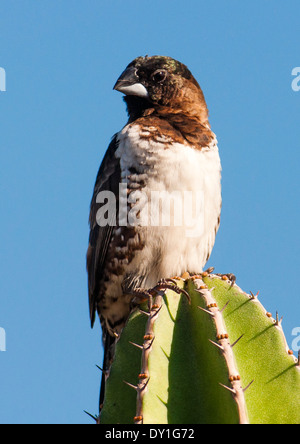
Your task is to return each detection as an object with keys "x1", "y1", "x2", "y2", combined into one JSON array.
[{"x1": 0, "y1": 0, "x2": 299, "y2": 424}]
